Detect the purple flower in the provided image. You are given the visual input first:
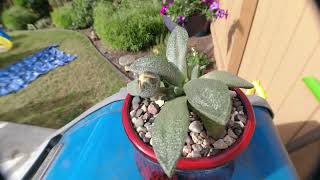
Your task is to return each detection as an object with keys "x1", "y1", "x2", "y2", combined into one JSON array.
[
  {"x1": 177, "y1": 16, "x2": 185, "y2": 24},
  {"x1": 160, "y1": 5, "x2": 168, "y2": 15},
  {"x1": 216, "y1": 9, "x2": 228, "y2": 18},
  {"x1": 209, "y1": 1, "x2": 220, "y2": 11}
]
